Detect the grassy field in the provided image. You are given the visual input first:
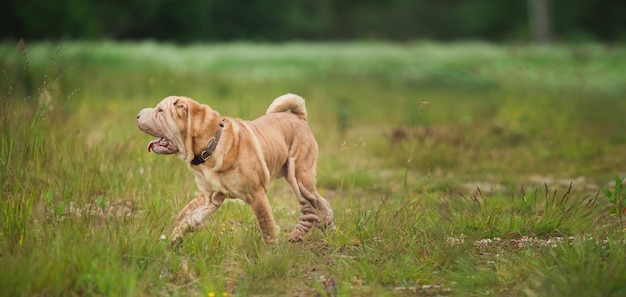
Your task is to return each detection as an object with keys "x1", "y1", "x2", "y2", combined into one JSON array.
[{"x1": 2, "y1": 41, "x2": 626, "y2": 296}]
